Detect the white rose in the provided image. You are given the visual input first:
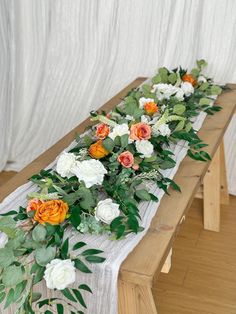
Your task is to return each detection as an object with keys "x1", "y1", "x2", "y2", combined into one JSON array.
[
  {"x1": 0, "y1": 232, "x2": 8, "y2": 248},
  {"x1": 109, "y1": 123, "x2": 130, "y2": 140},
  {"x1": 198, "y1": 75, "x2": 207, "y2": 83},
  {"x1": 139, "y1": 97, "x2": 155, "y2": 109},
  {"x1": 152, "y1": 123, "x2": 171, "y2": 137},
  {"x1": 56, "y1": 152, "x2": 77, "y2": 178},
  {"x1": 135, "y1": 140, "x2": 154, "y2": 158},
  {"x1": 44, "y1": 259, "x2": 76, "y2": 290},
  {"x1": 95, "y1": 199, "x2": 120, "y2": 224},
  {"x1": 181, "y1": 82, "x2": 194, "y2": 96},
  {"x1": 73, "y1": 159, "x2": 107, "y2": 188}
]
